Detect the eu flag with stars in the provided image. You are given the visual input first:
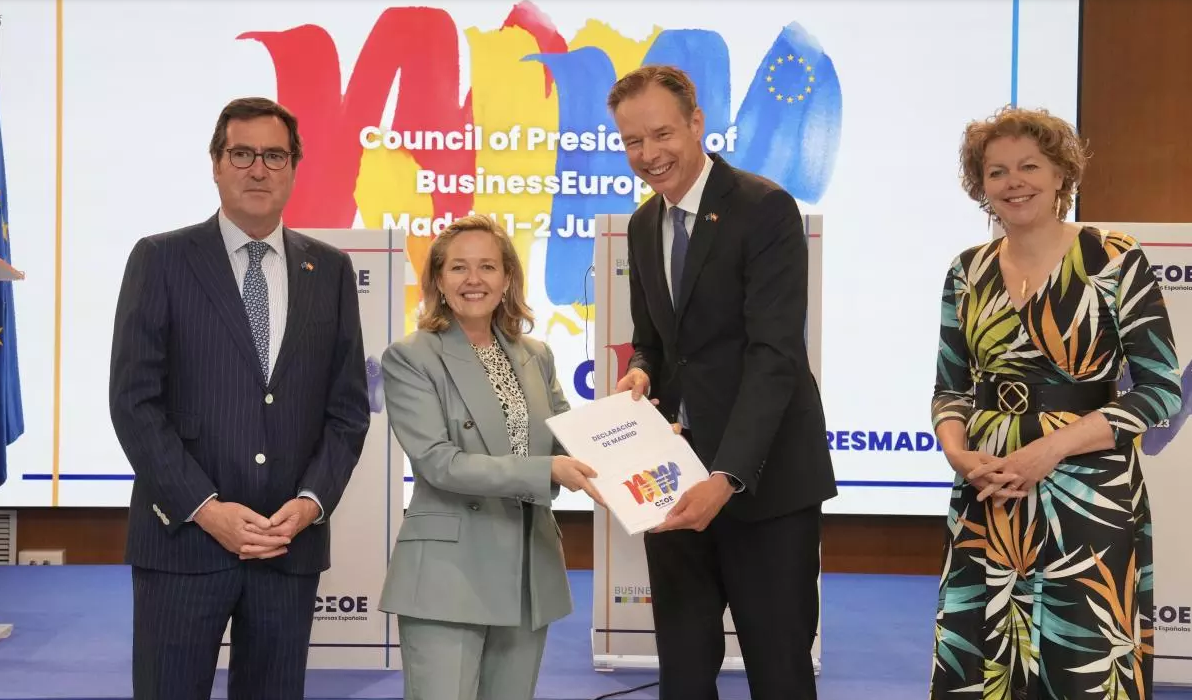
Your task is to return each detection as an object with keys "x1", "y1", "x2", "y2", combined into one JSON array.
[
  {"x1": 727, "y1": 21, "x2": 843, "y2": 204},
  {"x1": 0, "y1": 106, "x2": 25, "y2": 488}
]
